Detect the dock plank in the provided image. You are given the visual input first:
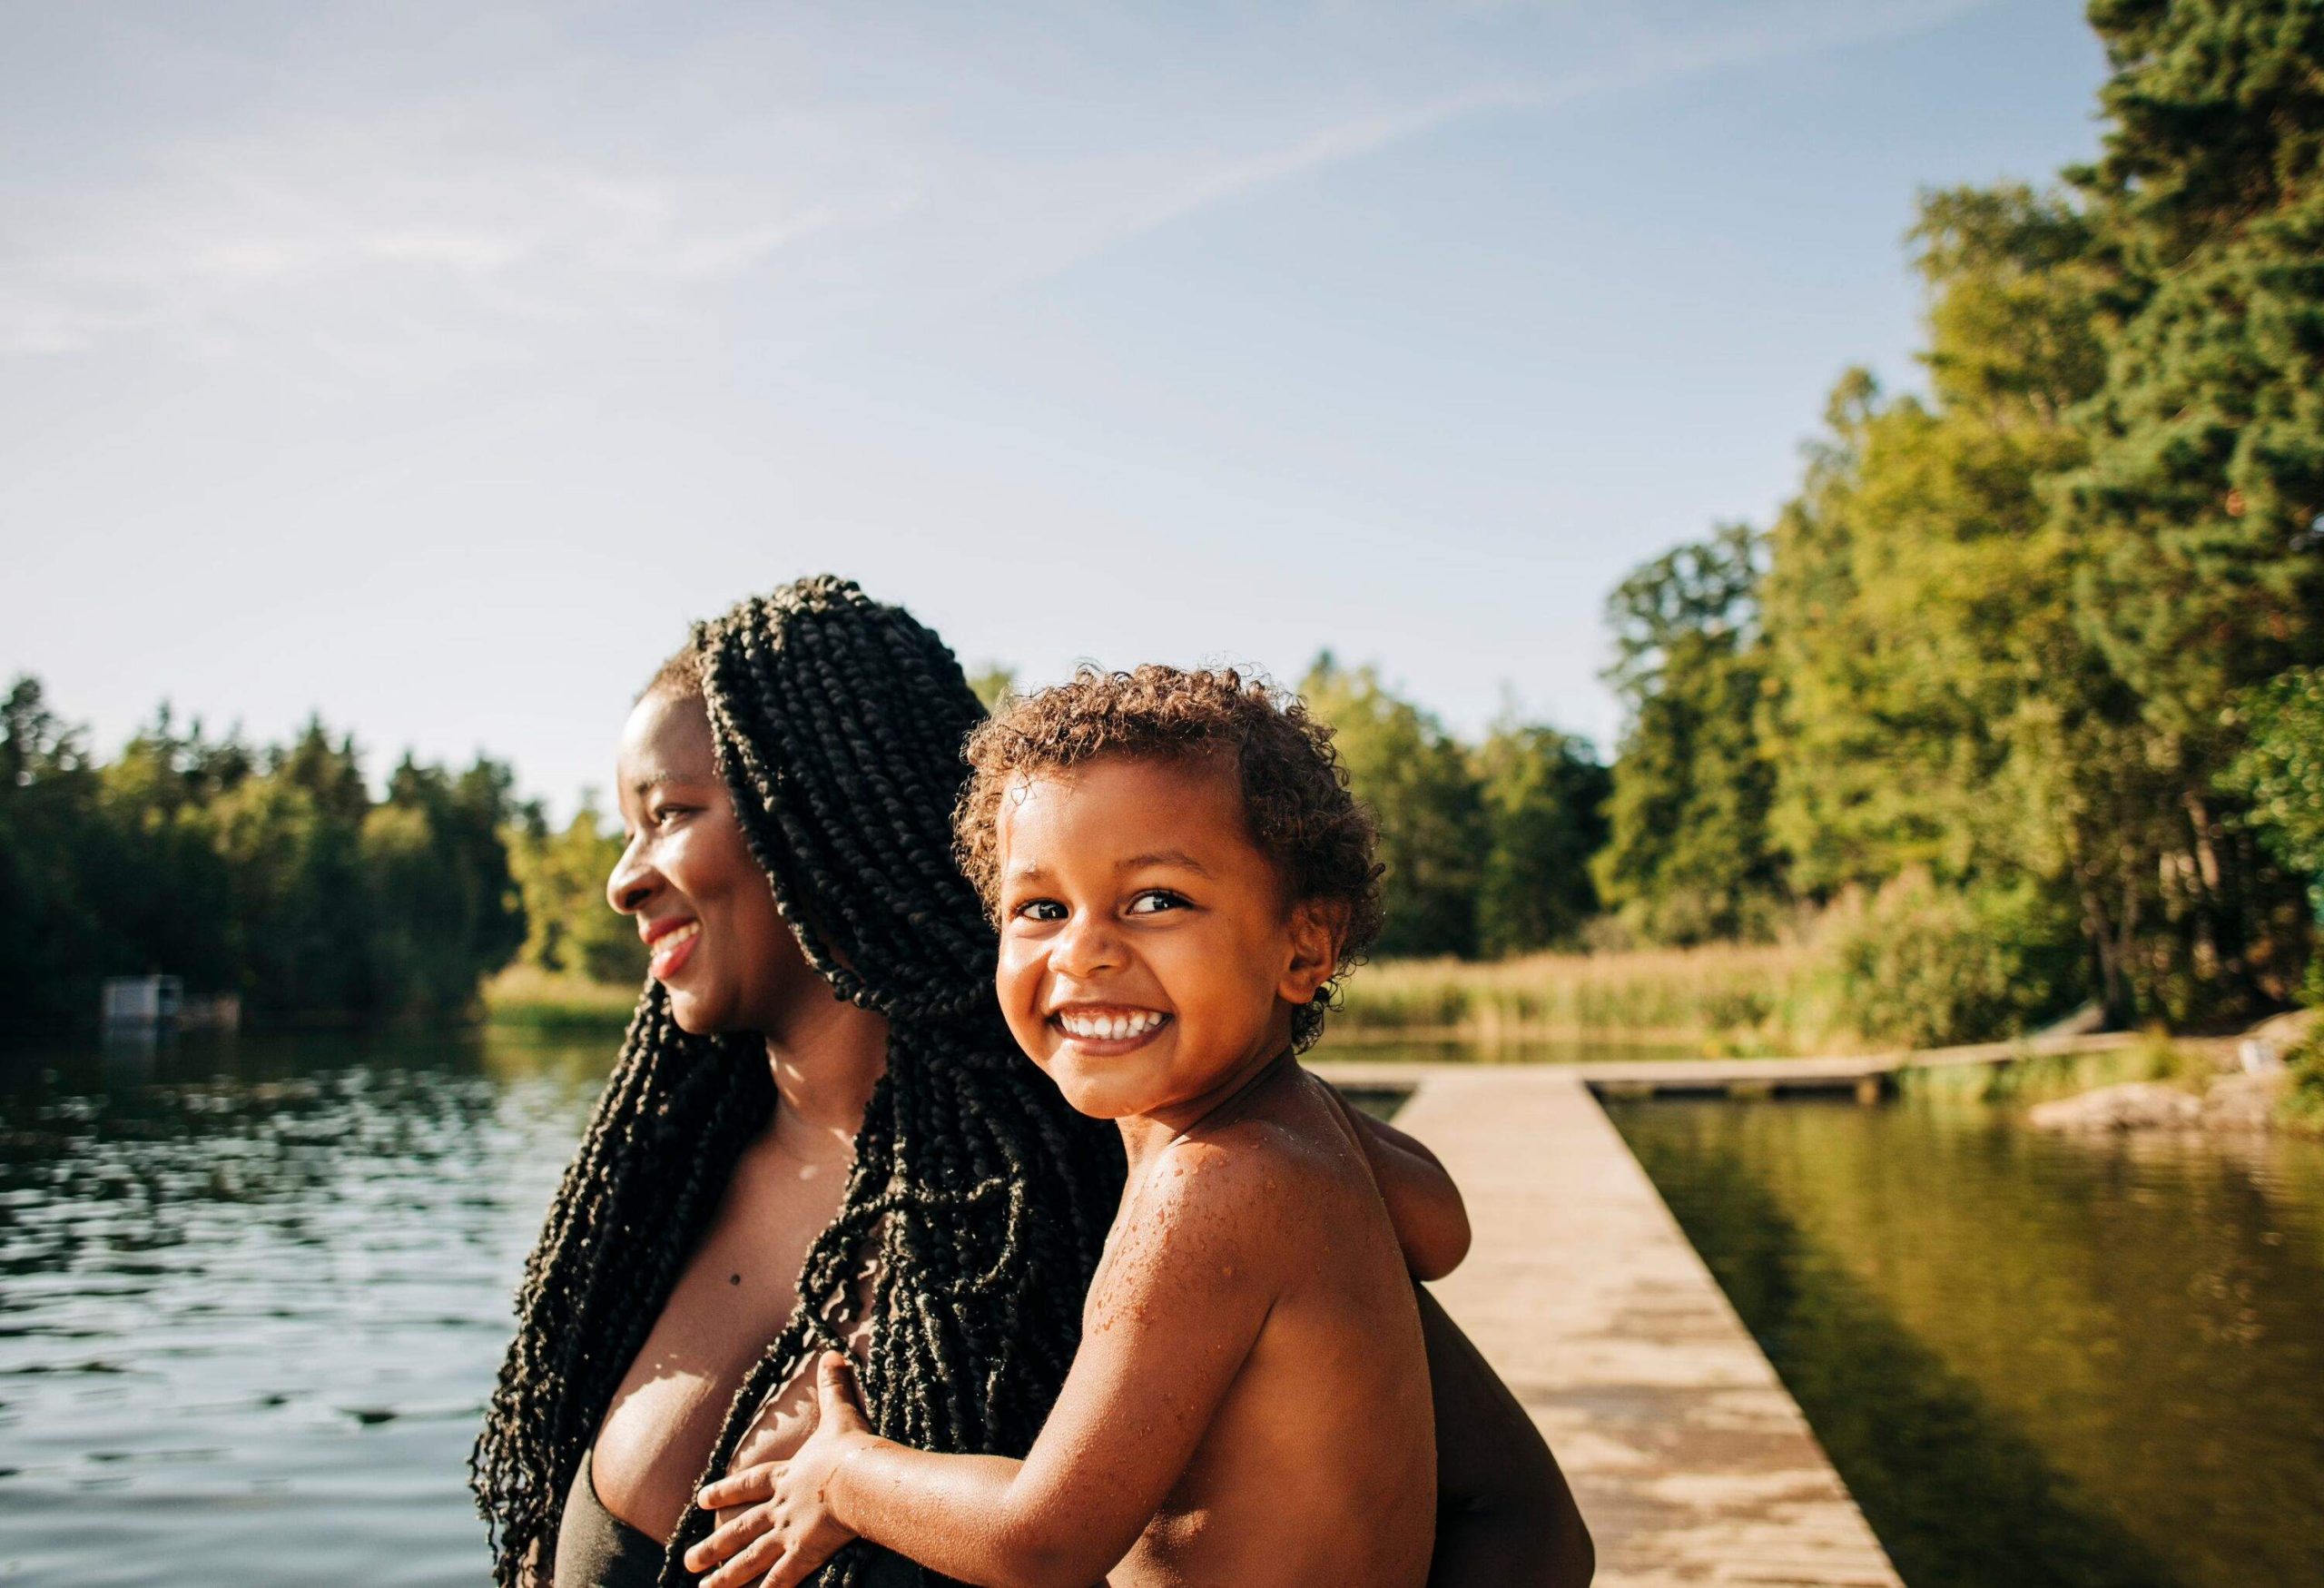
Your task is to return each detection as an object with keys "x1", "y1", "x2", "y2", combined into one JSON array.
[{"x1": 1317, "y1": 1064, "x2": 1903, "y2": 1588}]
